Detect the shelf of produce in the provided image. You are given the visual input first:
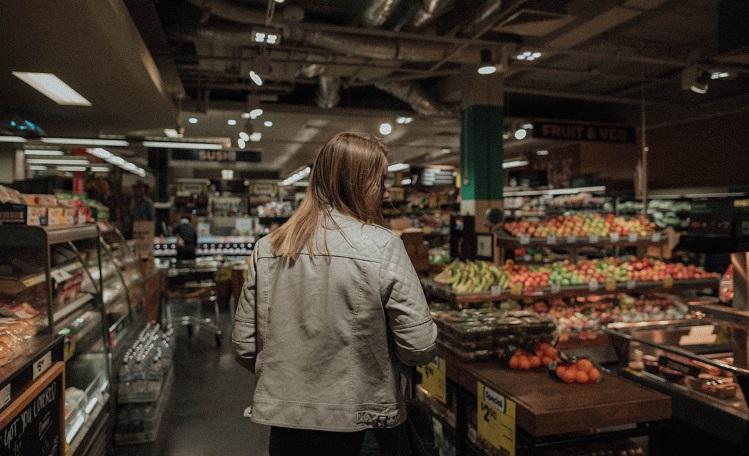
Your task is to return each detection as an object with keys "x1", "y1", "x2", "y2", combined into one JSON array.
[
  {"x1": 0, "y1": 334, "x2": 64, "y2": 414},
  {"x1": 442, "y1": 353, "x2": 671, "y2": 437},
  {"x1": 422, "y1": 277, "x2": 719, "y2": 304},
  {"x1": 496, "y1": 231, "x2": 667, "y2": 249}
]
